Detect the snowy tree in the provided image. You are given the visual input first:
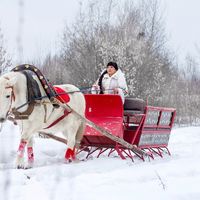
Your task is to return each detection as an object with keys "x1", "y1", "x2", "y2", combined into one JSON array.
[
  {"x1": 60, "y1": 0, "x2": 174, "y2": 105},
  {"x1": 0, "y1": 27, "x2": 11, "y2": 74},
  {"x1": 38, "y1": 0, "x2": 200, "y2": 125},
  {"x1": 179, "y1": 55, "x2": 200, "y2": 124}
]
